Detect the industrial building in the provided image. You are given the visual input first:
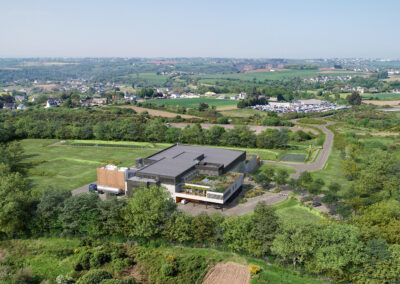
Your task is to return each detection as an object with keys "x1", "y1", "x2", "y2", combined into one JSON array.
[{"x1": 95, "y1": 144, "x2": 259, "y2": 204}]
